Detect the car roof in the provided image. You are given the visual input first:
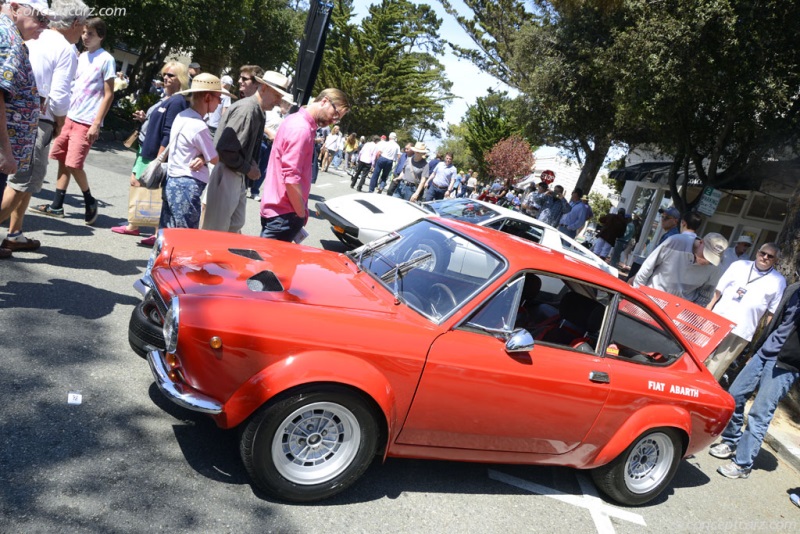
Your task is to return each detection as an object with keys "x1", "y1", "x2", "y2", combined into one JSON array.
[{"x1": 432, "y1": 216, "x2": 627, "y2": 289}]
